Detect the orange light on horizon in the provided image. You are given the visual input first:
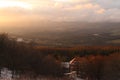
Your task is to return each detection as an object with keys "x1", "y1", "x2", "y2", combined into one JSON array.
[{"x1": 0, "y1": 1, "x2": 32, "y2": 9}]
